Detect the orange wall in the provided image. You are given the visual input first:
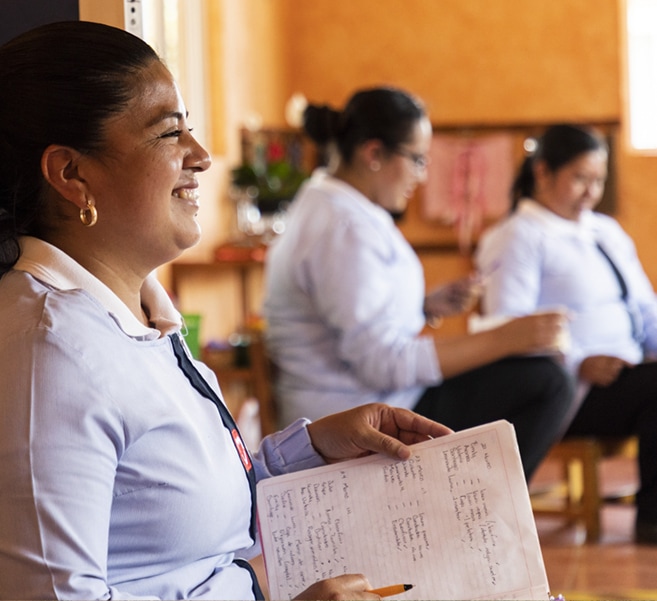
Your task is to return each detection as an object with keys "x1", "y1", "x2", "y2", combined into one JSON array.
[
  {"x1": 278, "y1": 0, "x2": 620, "y2": 124},
  {"x1": 206, "y1": 0, "x2": 289, "y2": 153}
]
